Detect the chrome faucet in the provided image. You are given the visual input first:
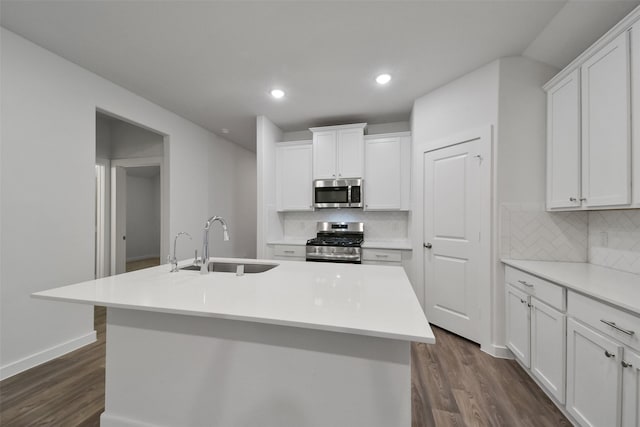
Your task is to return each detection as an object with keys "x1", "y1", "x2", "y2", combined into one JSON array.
[
  {"x1": 201, "y1": 216, "x2": 230, "y2": 274},
  {"x1": 168, "y1": 232, "x2": 192, "y2": 272}
]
